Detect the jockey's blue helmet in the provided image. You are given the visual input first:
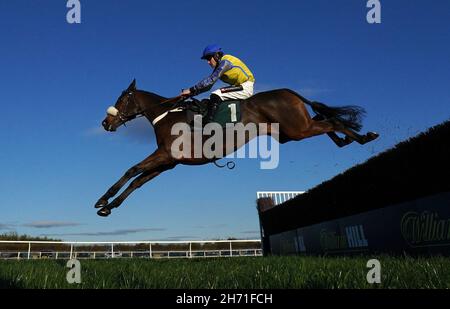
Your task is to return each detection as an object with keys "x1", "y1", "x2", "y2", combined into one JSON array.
[{"x1": 201, "y1": 44, "x2": 222, "y2": 59}]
